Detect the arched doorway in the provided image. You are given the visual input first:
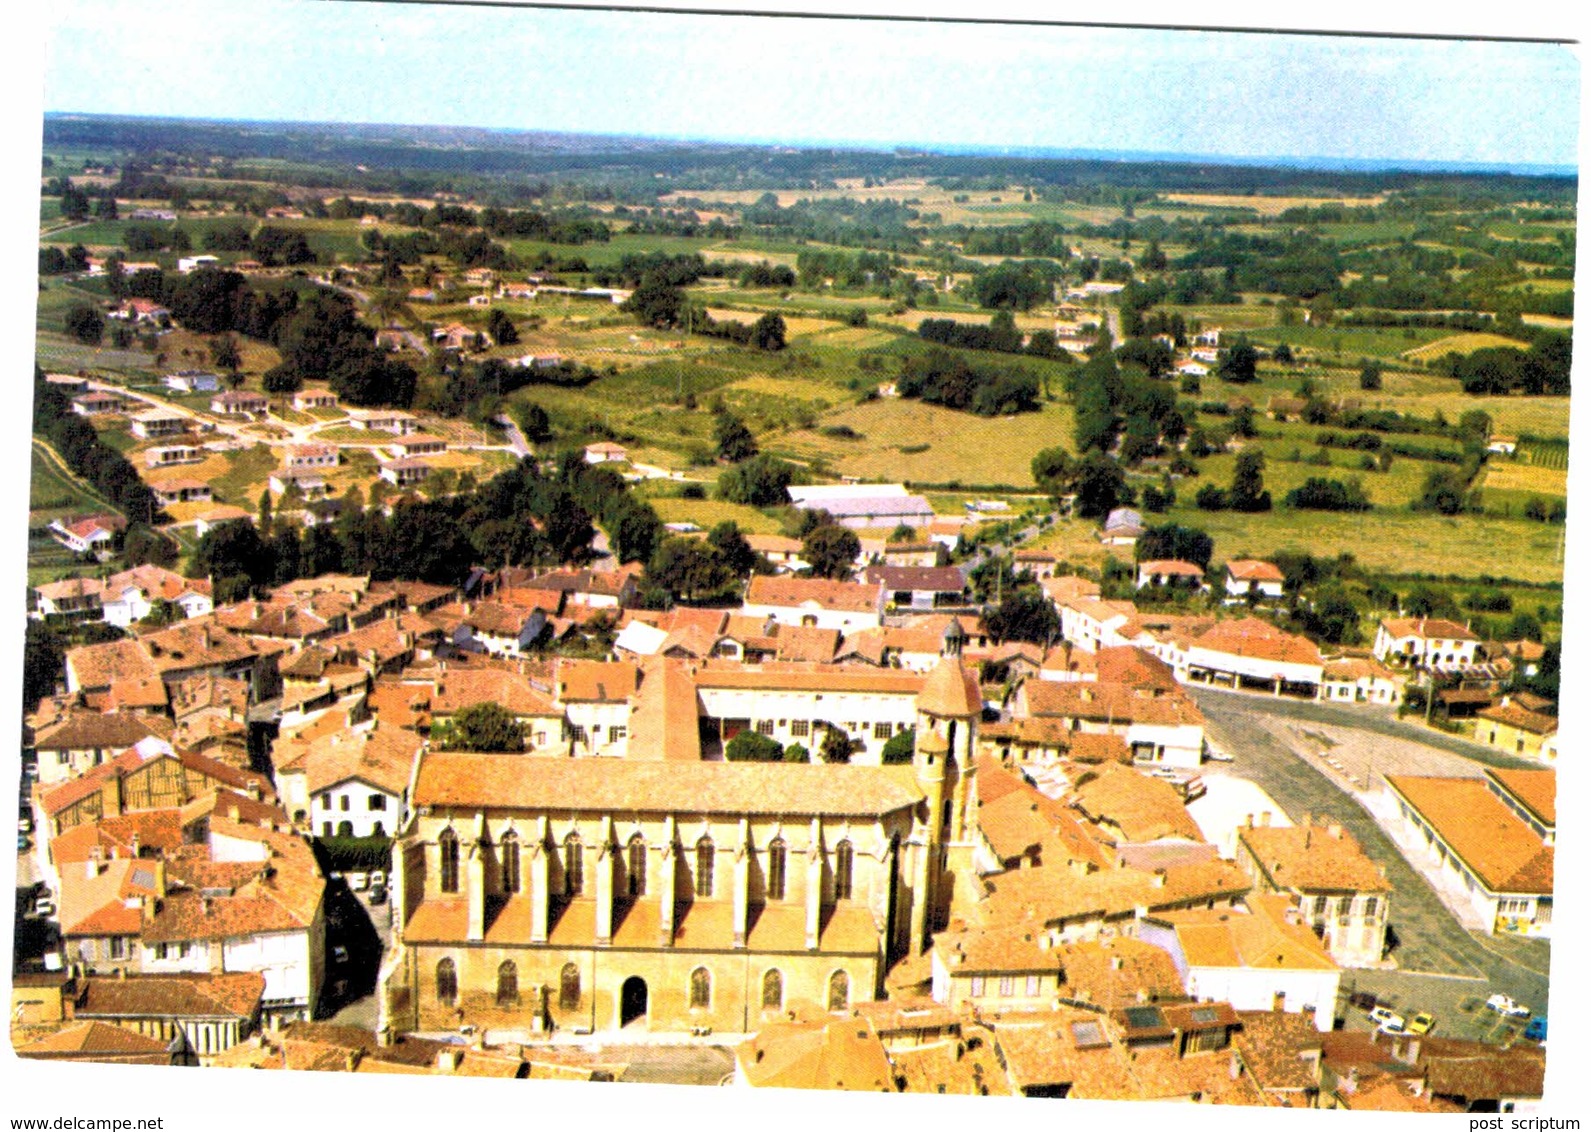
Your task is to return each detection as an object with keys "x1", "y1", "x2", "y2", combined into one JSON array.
[{"x1": 620, "y1": 976, "x2": 648, "y2": 1027}]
